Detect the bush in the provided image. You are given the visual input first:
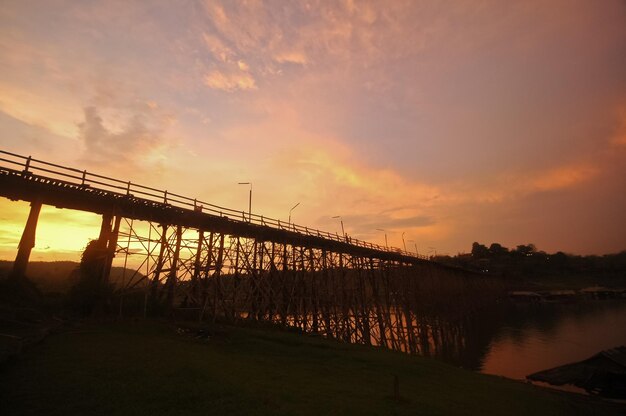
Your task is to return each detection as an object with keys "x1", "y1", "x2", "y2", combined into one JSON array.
[{"x1": 67, "y1": 240, "x2": 113, "y2": 316}]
